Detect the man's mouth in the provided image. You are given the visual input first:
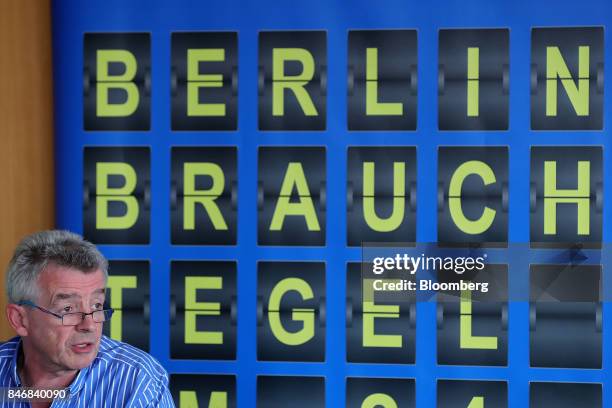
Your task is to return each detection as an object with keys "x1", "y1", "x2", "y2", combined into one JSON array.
[{"x1": 71, "y1": 342, "x2": 95, "y2": 354}]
